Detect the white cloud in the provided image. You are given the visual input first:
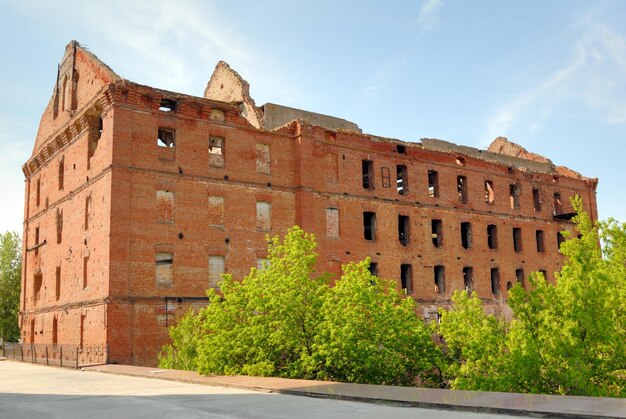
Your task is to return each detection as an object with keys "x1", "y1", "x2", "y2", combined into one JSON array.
[
  {"x1": 483, "y1": 22, "x2": 626, "y2": 144},
  {"x1": 417, "y1": 0, "x2": 443, "y2": 31}
]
